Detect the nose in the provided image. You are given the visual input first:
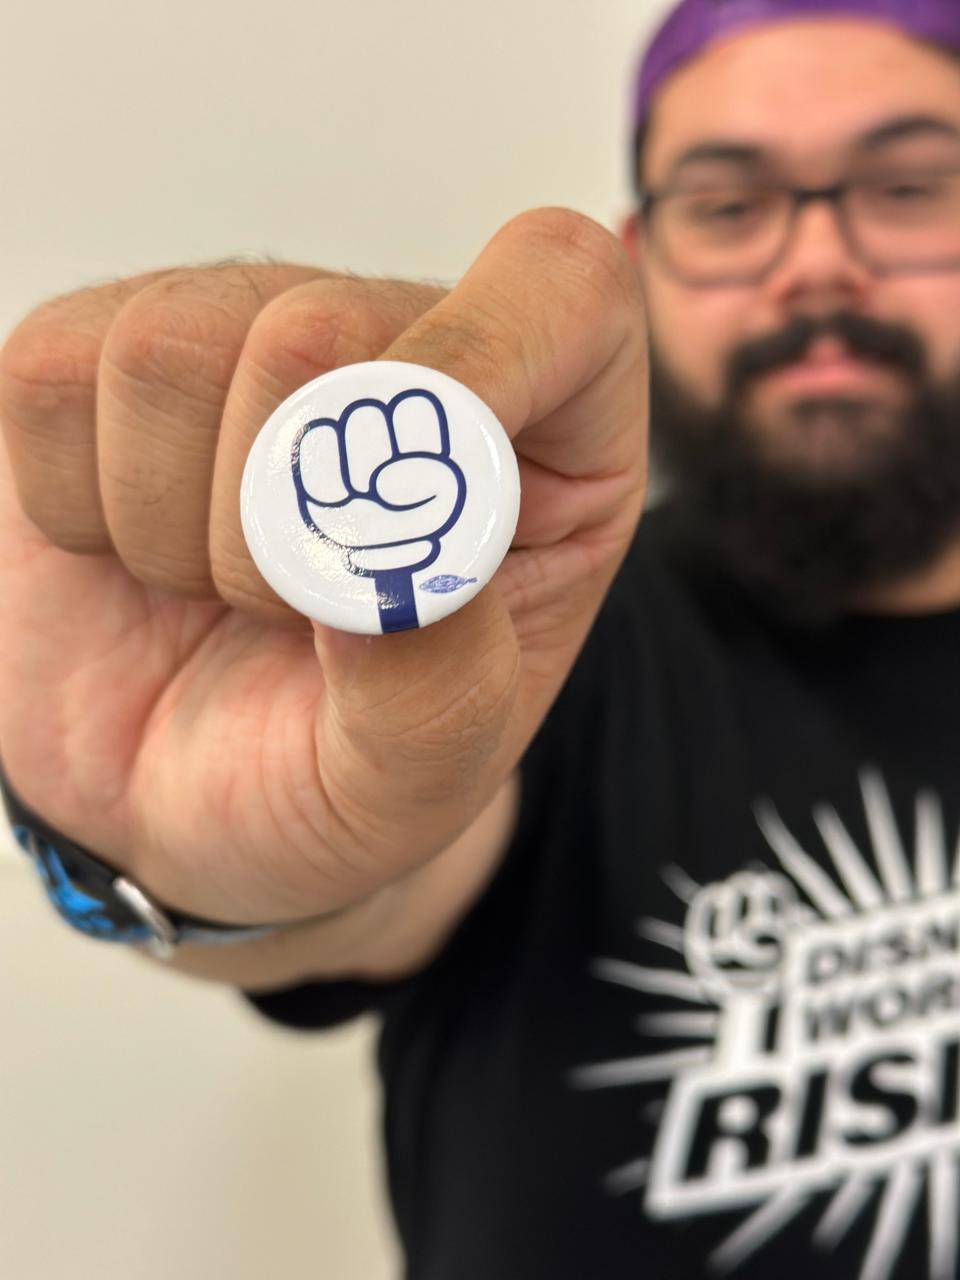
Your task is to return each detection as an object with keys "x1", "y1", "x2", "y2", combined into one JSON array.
[{"x1": 763, "y1": 197, "x2": 873, "y2": 312}]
